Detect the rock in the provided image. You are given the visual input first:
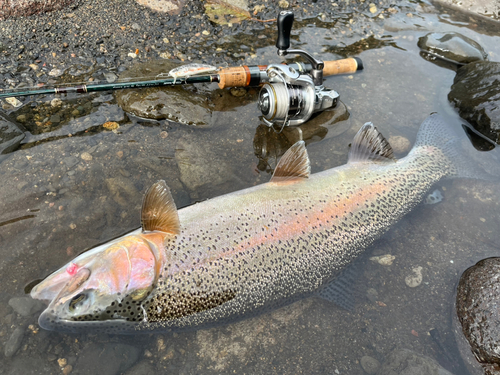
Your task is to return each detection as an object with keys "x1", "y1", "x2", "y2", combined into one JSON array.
[
  {"x1": 104, "y1": 72, "x2": 118, "y2": 83},
  {"x1": 405, "y1": 266, "x2": 423, "y2": 288},
  {"x1": 448, "y1": 61, "x2": 500, "y2": 144},
  {"x1": 376, "y1": 348, "x2": 454, "y2": 375},
  {"x1": 370, "y1": 254, "x2": 395, "y2": 266},
  {"x1": 360, "y1": 355, "x2": 381, "y2": 374},
  {"x1": 134, "y1": 0, "x2": 185, "y2": 15},
  {"x1": 0, "y1": 0, "x2": 76, "y2": 20},
  {"x1": 114, "y1": 60, "x2": 216, "y2": 125},
  {"x1": 74, "y1": 343, "x2": 141, "y2": 375},
  {"x1": 80, "y1": 152, "x2": 93, "y2": 161},
  {"x1": 0, "y1": 112, "x2": 25, "y2": 158},
  {"x1": 454, "y1": 258, "x2": 500, "y2": 375},
  {"x1": 8, "y1": 296, "x2": 44, "y2": 316},
  {"x1": 418, "y1": 32, "x2": 488, "y2": 65},
  {"x1": 4, "y1": 327, "x2": 25, "y2": 357}
]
